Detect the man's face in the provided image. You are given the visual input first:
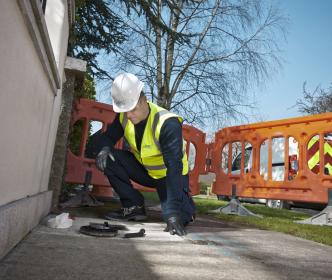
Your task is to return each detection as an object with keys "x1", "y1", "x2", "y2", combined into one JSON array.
[{"x1": 126, "y1": 97, "x2": 148, "y2": 124}]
